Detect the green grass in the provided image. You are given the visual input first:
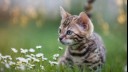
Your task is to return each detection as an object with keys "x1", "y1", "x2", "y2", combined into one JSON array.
[{"x1": 0, "y1": 21, "x2": 127, "y2": 72}]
